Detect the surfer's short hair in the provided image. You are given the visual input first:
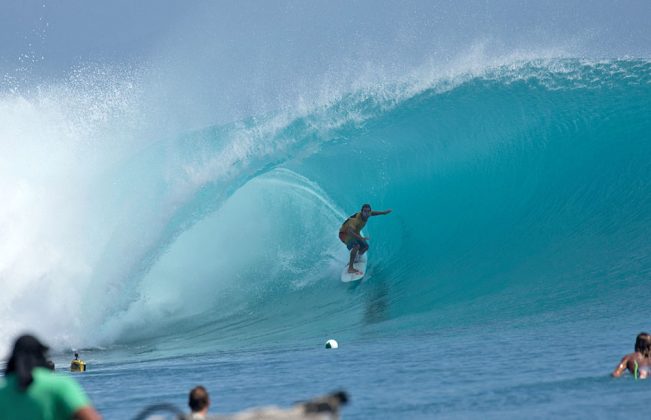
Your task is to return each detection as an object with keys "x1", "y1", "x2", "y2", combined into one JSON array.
[
  {"x1": 189, "y1": 385, "x2": 210, "y2": 412},
  {"x1": 635, "y1": 333, "x2": 651, "y2": 358},
  {"x1": 361, "y1": 203, "x2": 371, "y2": 211}
]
